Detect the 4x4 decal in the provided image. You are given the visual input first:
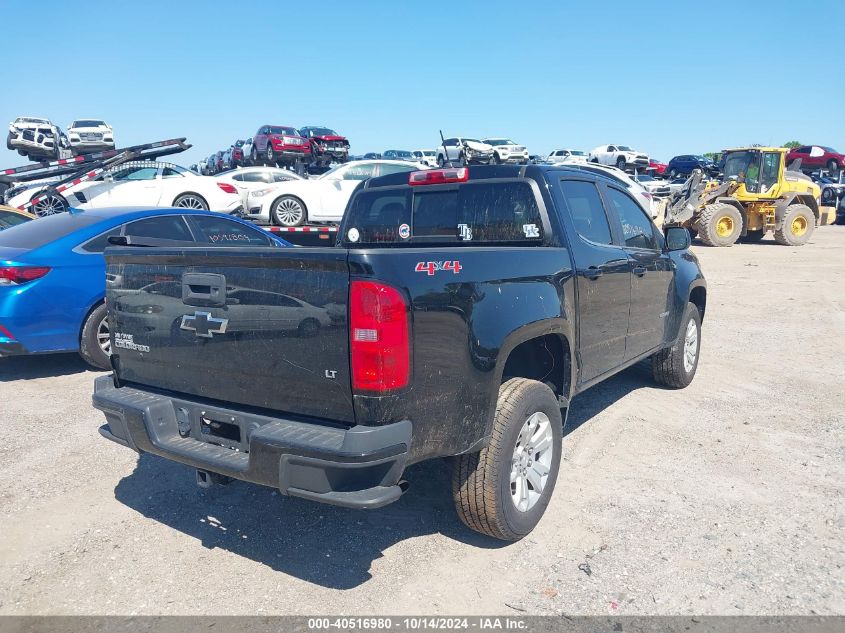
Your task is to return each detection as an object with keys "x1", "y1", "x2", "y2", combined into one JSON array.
[{"x1": 415, "y1": 261, "x2": 462, "y2": 276}]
